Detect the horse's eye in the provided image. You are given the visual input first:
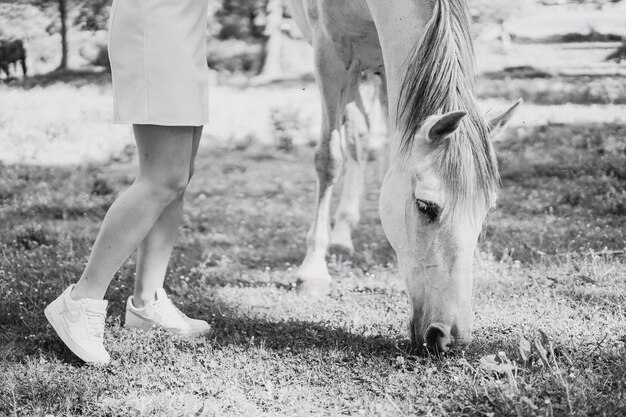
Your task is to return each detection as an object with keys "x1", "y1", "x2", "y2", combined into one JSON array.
[{"x1": 416, "y1": 199, "x2": 440, "y2": 223}]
